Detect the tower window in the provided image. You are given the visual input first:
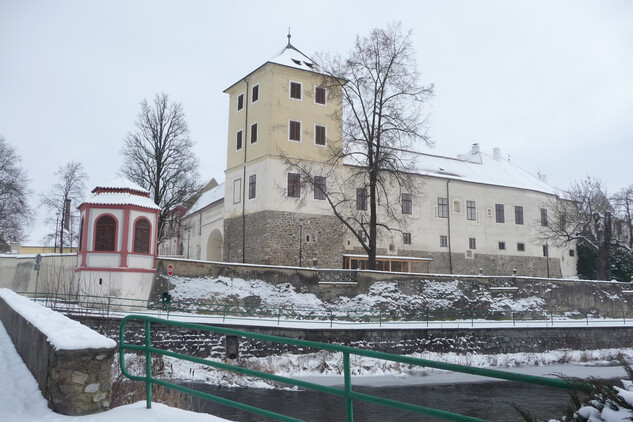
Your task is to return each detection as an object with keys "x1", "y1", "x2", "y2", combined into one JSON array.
[
  {"x1": 289, "y1": 120, "x2": 301, "y2": 142},
  {"x1": 315, "y1": 124, "x2": 326, "y2": 146},
  {"x1": 236, "y1": 130, "x2": 243, "y2": 150},
  {"x1": 251, "y1": 84, "x2": 259, "y2": 103},
  {"x1": 287, "y1": 173, "x2": 300, "y2": 198},
  {"x1": 133, "y1": 218, "x2": 151, "y2": 254},
  {"x1": 315, "y1": 86, "x2": 327, "y2": 105},
  {"x1": 290, "y1": 81, "x2": 302, "y2": 100},
  {"x1": 95, "y1": 215, "x2": 116, "y2": 251},
  {"x1": 250, "y1": 122, "x2": 258, "y2": 144},
  {"x1": 249, "y1": 174, "x2": 256, "y2": 199},
  {"x1": 237, "y1": 93, "x2": 244, "y2": 111}
]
